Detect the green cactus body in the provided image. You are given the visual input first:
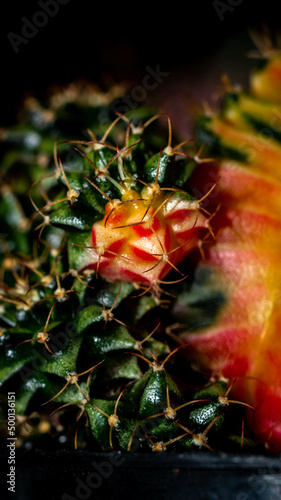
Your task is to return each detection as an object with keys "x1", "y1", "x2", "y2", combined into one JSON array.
[{"x1": 0, "y1": 84, "x2": 253, "y2": 453}]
